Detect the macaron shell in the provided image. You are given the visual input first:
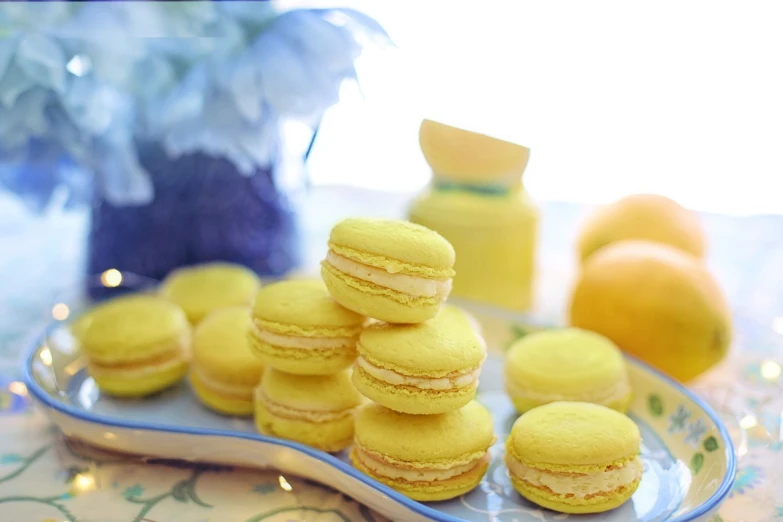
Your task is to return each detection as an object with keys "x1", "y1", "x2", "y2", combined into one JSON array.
[
  {"x1": 505, "y1": 328, "x2": 629, "y2": 395},
  {"x1": 508, "y1": 402, "x2": 640, "y2": 470},
  {"x1": 193, "y1": 307, "x2": 263, "y2": 387},
  {"x1": 509, "y1": 473, "x2": 641, "y2": 514},
  {"x1": 160, "y1": 262, "x2": 260, "y2": 324},
  {"x1": 89, "y1": 356, "x2": 189, "y2": 398},
  {"x1": 352, "y1": 365, "x2": 477, "y2": 415},
  {"x1": 189, "y1": 371, "x2": 254, "y2": 416},
  {"x1": 254, "y1": 400, "x2": 355, "y2": 453},
  {"x1": 259, "y1": 368, "x2": 361, "y2": 412},
  {"x1": 329, "y1": 218, "x2": 455, "y2": 271},
  {"x1": 80, "y1": 295, "x2": 189, "y2": 363},
  {"x1": 509, "y1": 392, "x2": 632, "y2": 417},
  {"x1": 252, "y1": 279, "x2": 364, "y2": 335},
  {"x1": 350, "y1": 447, "x2": 489, "y2": 501},
  {"x1": 322, "y1": 263, "x2": 441, "y2": 323},
  {"x1": 359, "y1": 305, "x2": 485, "y2": 377},
  {"x1": 353, "y1": 401, "x2": 494, "y2": 463},
  {"x1": 248, "y1": 337, "x2": 355, "y2": 375}
]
